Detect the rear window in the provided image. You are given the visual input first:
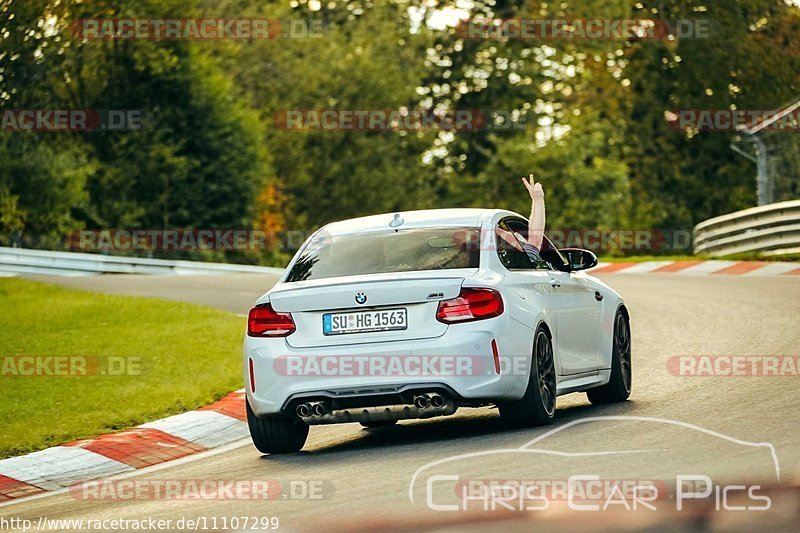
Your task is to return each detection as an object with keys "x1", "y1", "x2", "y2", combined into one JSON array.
[{"x1": 285, "y1": 227, "x2": 481, "y2": 282}]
